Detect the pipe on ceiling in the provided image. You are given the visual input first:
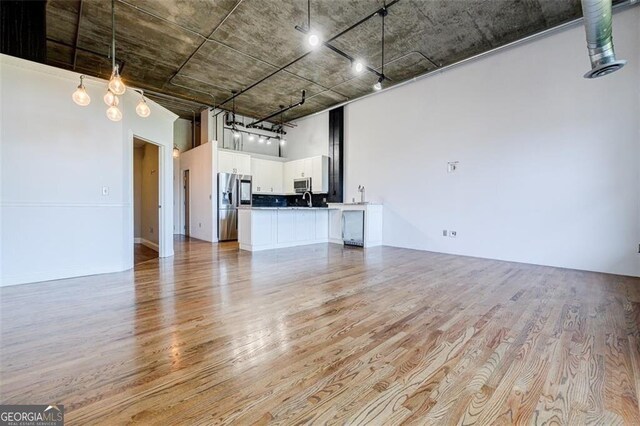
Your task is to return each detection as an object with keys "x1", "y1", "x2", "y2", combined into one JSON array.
[
  {"x1": 246, "y1": 90, "x2": 306, "y2": 128},
  {"x1": 580, "y1": 0, "x2": 627, "y2": 78}
]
